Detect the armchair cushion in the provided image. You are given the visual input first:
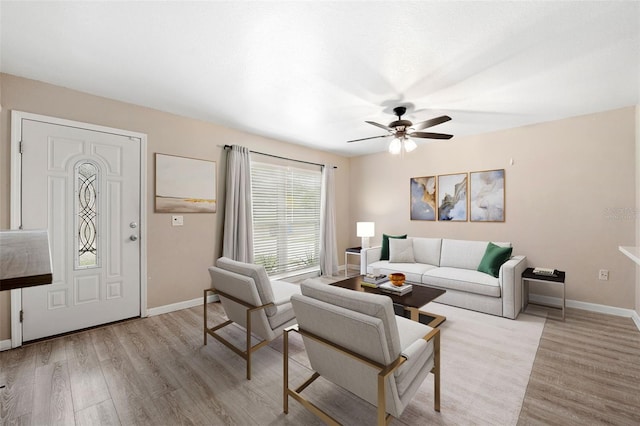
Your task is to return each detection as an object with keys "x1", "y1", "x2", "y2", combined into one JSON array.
[
  {"x1": 301, "y1": 279, "x2": 401, "y2": 361},
  {"x1": 268, "y1": 280, "x2": 301, "y2": 328},
  {"x1": 216, "y1": 257, "x2": 277, "y2": 316},
  {"x1": 395, "y1": 316, "x2": 435, "y2": 396}
]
